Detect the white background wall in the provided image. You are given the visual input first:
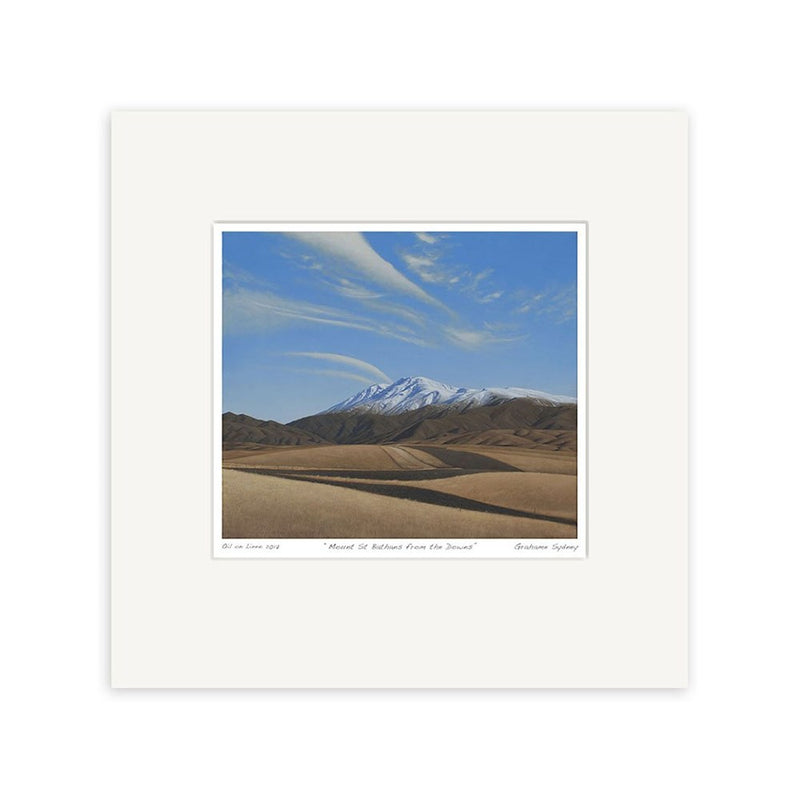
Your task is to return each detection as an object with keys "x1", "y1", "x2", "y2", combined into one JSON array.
[{"x1": 1, "y1": 2, "x2": 797, "y2": 798}]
